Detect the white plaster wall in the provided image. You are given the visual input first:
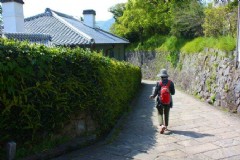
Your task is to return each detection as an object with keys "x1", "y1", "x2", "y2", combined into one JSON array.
[{"x1": 2, "y1": 2, "x2": 25, "y2": 33}]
